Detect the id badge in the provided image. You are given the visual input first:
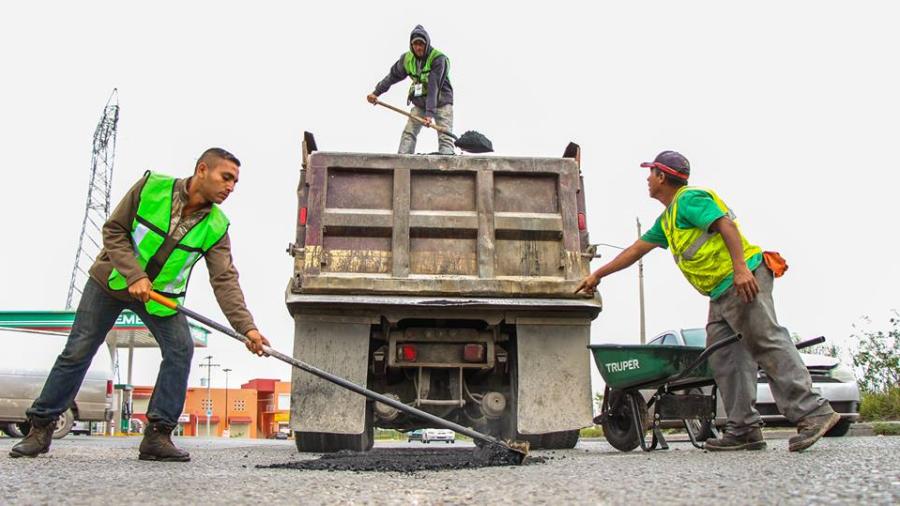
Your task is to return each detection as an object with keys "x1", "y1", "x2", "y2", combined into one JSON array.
[{"x1": 413, "y1": 83, "x2": 424, "y2": 97}]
